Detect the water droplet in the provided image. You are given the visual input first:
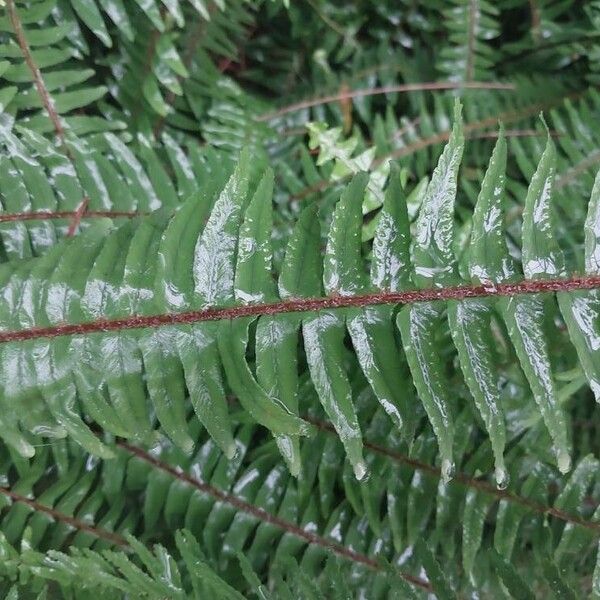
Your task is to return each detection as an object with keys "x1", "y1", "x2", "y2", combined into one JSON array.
[
  {"x1": 495, "y1": 468, "x2": 510, "y2": 490},
  {"x1": 225, "y1": 442, "x2": 237, "y2": 461},
  {"x1": 18, "y1": 442, "x2": 36, "y2": 459},
  {"x1": 354, "y1": 460, "x2": 368, "y2": 481},
  {"x1": 182, "y1": 438, "x2": 195, "y2": 456},
  {"x1": 441, "y1": 458, "x2": 455, "y2": 484},
  {"x1": 558, "y1": 450, "x2": 571, "y2": 474}
]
